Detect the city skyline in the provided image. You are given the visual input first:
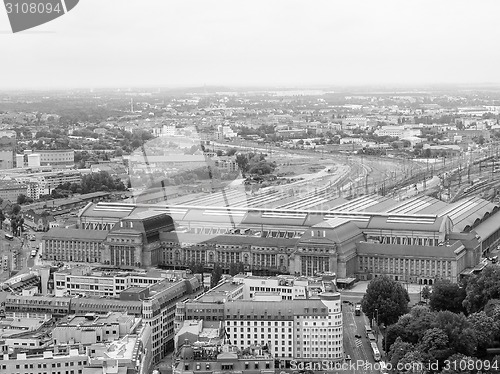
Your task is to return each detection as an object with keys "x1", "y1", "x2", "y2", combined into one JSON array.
[{"x1": 1, "y1": 0, "x2": 500, "y2": 89}]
